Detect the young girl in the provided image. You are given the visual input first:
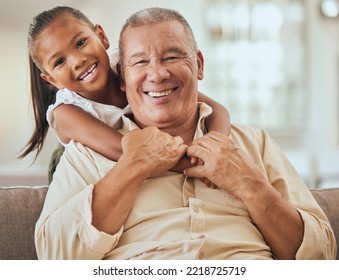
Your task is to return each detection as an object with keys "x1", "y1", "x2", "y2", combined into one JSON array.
[{"x1": 20, "y1": 6, "x2": 230, "y2": 172}]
